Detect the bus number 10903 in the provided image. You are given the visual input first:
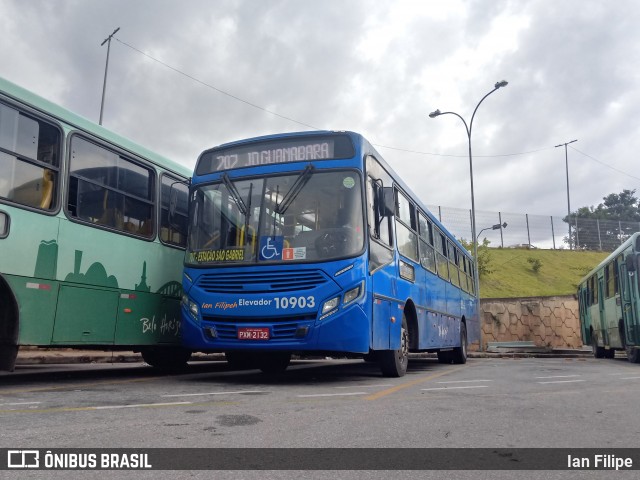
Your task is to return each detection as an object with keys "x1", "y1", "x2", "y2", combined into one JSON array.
[{"x1": 274, "y1": 296, "x2": 316, "y2": 309}]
